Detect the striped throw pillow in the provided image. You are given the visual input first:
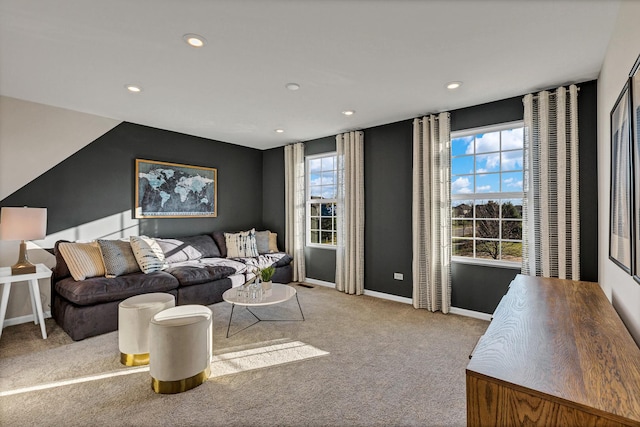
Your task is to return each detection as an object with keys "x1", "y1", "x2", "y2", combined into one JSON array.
[
  {"x1": 225, "y1": 229, "x2": 259, "y2": 258},
  {"x1": 58, "y1": 242, "x2": 106, "y2": 281},
  {"x1": 129, "y1": 236, "x2": 168, "y2": 273}
]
